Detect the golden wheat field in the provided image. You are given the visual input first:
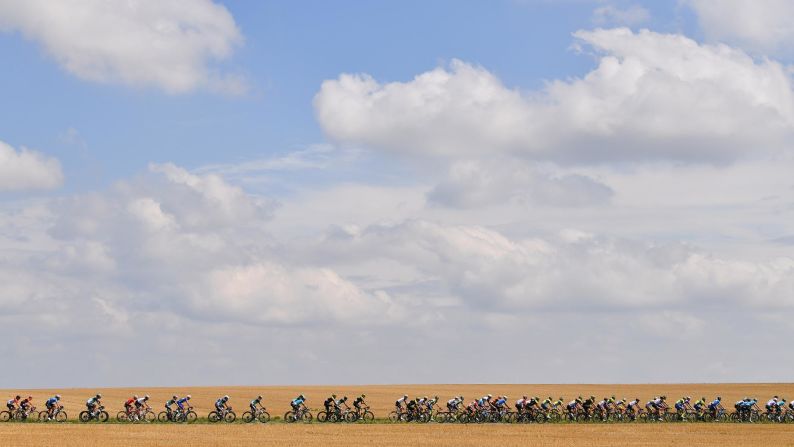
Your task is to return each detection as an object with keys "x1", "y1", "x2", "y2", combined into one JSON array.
[{"x1": 2, "y1": 384, "x2": 794, "y2": 446}]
